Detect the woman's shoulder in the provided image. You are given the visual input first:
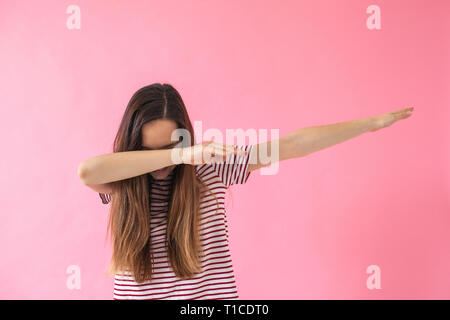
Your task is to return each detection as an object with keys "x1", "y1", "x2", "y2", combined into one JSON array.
[{"x1": 195, "y1": 163, "x2": 215, "y2": 179}]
